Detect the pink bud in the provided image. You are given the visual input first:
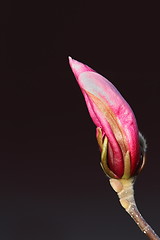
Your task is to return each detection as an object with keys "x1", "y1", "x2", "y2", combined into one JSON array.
[{"x1": 69, "y1": 57, "x2": 140, "y2": 178}]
